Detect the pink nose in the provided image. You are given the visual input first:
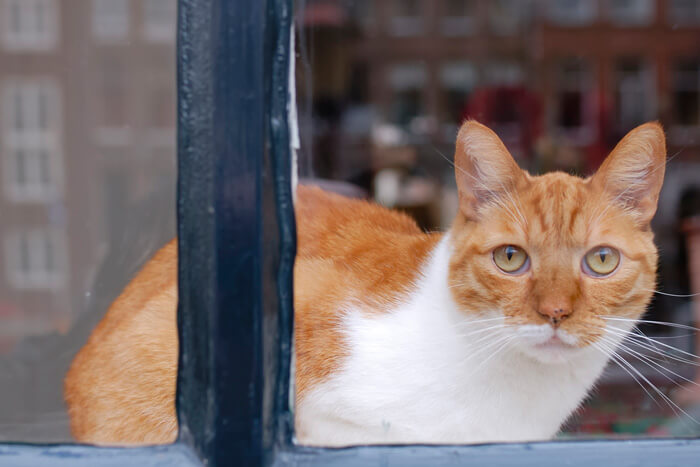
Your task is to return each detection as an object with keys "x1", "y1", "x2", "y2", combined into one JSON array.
[{"x1": 537, "y1": 306, "x2": 572, "y2": 327}]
